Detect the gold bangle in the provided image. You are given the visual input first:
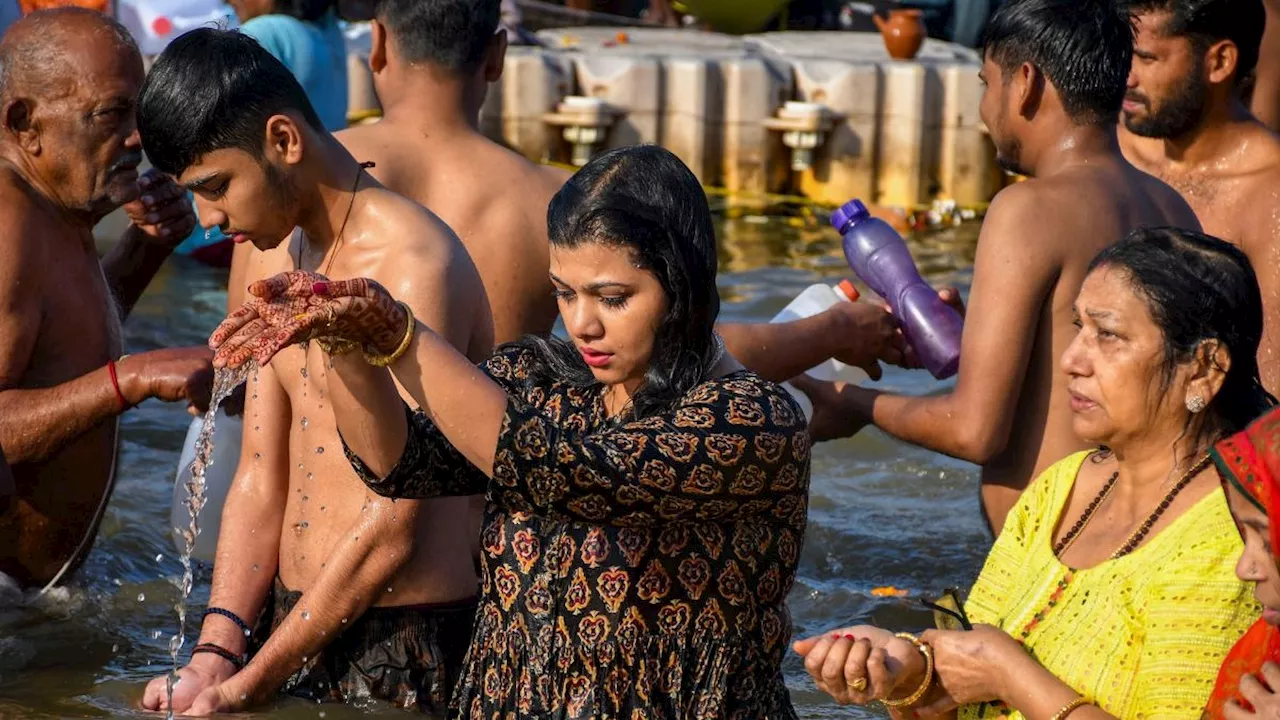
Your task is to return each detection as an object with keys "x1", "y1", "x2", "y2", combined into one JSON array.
[
  {"x1": 1050, "y1": 696, "x2": 1092, "y2": 720},
  {"x1": 362, "y1": 301, "x2": 415, "y2": 367},
  {"x1": 882, "y1": 633, "x2": 935, "y2": 708}
]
